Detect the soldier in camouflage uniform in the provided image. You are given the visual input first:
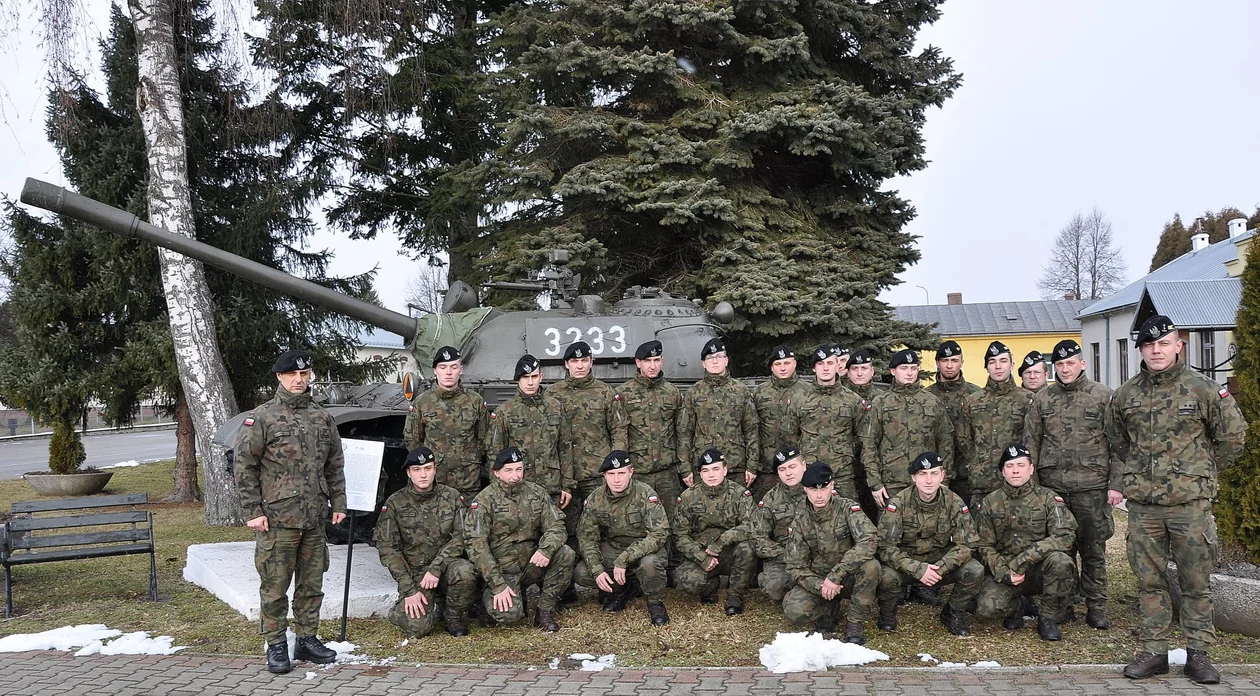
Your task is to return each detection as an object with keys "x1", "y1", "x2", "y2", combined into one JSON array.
[
  {"x1": 490, "y1": 355, "x2": 572, "y2": 508},
  {"x1": 752, "y1": 345, "x2": 809, "y2": 500},
  {"x1": 374, "y1": 446, "x2": 476, "y2": 638},
  {"x1": 404, "y1": 345, "x2": 490, "y2": 500},
  {"x1": 465, "y1": 447, "x2": 576, "y2": 632},
  {"x1": 783, "y1": 462, "x2": 880, "y2": 645},
  {"x1": 876, "y1": 451, "x2": 983, "y2": 636},
  {"x1": 672, "y1": 448, "x2": 758, "y2": 615},
  {"x1": 738, "y1": 444, "x2": 808, "y2": 601},
  {"x1": 574, "y1": 450, "x2": 671, "y2": 625},
  {"x1": 234, "y1": 350, "x2": 346, "y2": 674},
  {"x1": 792, "y1": 345, "x2": 864, "y2": 500},
  {"x1": 830, "y1": 344, "x2": 851, "y2": 380},
  {"x1": 928, "y1": 341, "x2": 981, "y2": 505},
  {"x1": 1018, "y1": 351, "x2": 1049, "y2": 394},
  {"x1": 974, "y1": 444, "x2": 1078, "y2": 642},
  {"x1": 616, "y1": 341, "x2": 684, "y2": 529},
  {"x1": 679, "y1": 338, "x2": 760, "y2": 489},
  {"x1": 1107, "y1": 316, "x2": 1246, "y2": 684},
  {"x1": 845, "y1": 349, "x2": 887, "y2": 520},
  {"x1": 958, "y1": 341, "x2": 1034, "y2": 506},
  {"x1": 1025, "y1": 339, "x2": 1119, "y2": 629}
]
